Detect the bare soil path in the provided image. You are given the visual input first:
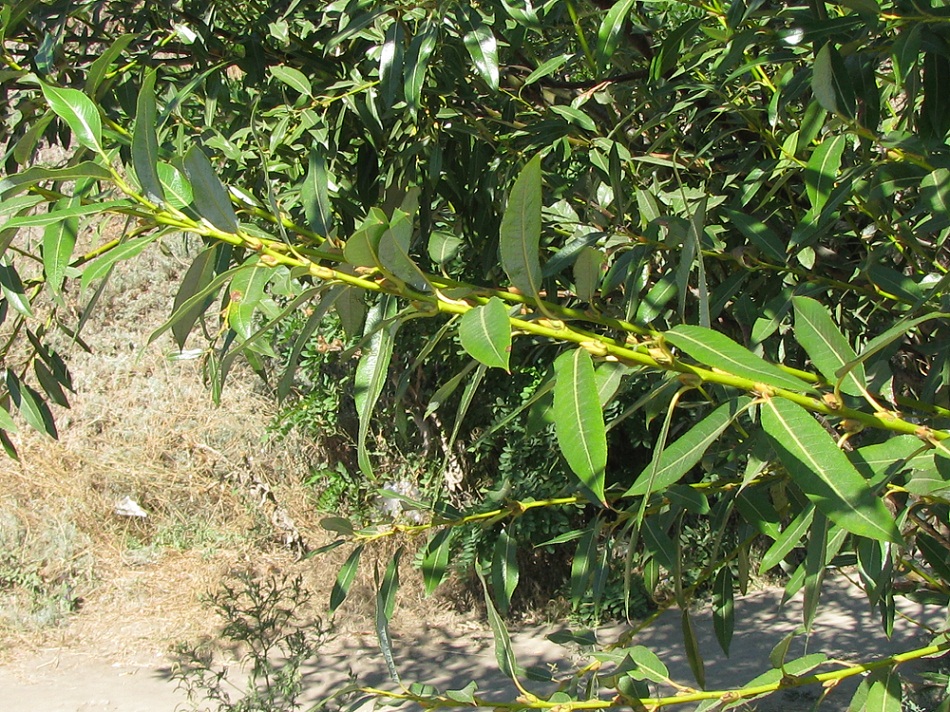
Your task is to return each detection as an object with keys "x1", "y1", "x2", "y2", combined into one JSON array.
[{"x1": 1, "y1": 572, "x2": 945, "y2": 711}]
